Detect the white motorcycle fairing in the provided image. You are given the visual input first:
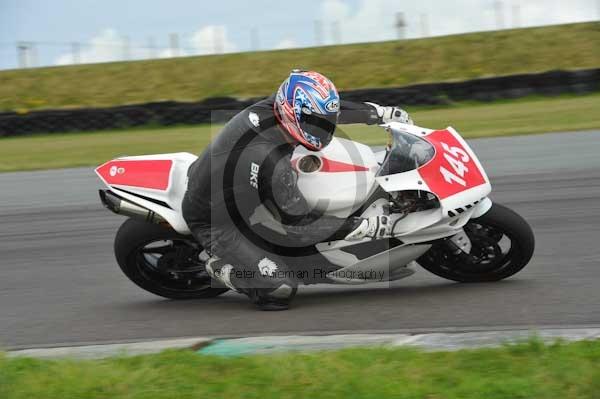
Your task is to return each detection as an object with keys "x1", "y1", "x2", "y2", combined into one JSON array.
[
  {"x1": 95, "y1": 122, "x2": 492, "y2": 285},
  {"x1": 290, "y1": 122, "x2": 492, "y2": 283},
  {"x1": 96, "y1": 152, "x2": 196, "y2": 233}
]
